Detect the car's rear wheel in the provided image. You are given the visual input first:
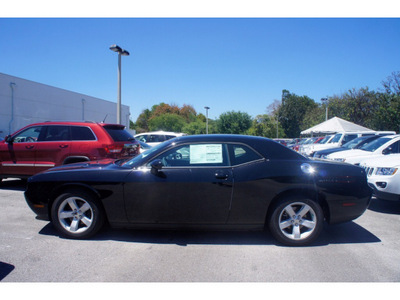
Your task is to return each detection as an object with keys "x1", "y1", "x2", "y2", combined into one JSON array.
[
  {"x1": 51, "y1": 189, "x2": 105, "y2": 239},
  {"x1": 268, "y1": 197, "x2": 324, "y2": 246}
]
